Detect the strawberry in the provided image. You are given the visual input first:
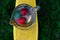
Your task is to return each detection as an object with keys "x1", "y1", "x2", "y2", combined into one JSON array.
[
  {"x1": 16, "y1": 17, "x2": 26, "y2": 25},
  {"x1": 20, "y1": 8, "x2": 29, "y2": 16}
]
